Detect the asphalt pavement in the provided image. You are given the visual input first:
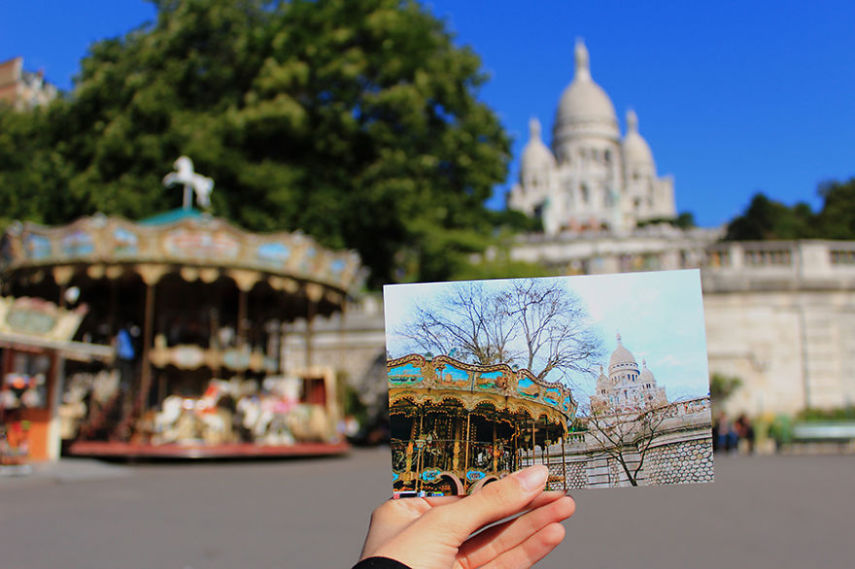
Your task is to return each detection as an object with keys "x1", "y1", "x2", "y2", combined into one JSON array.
[{"x1": 1, "y1": 448, "x2": 853, "y2": 569}]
